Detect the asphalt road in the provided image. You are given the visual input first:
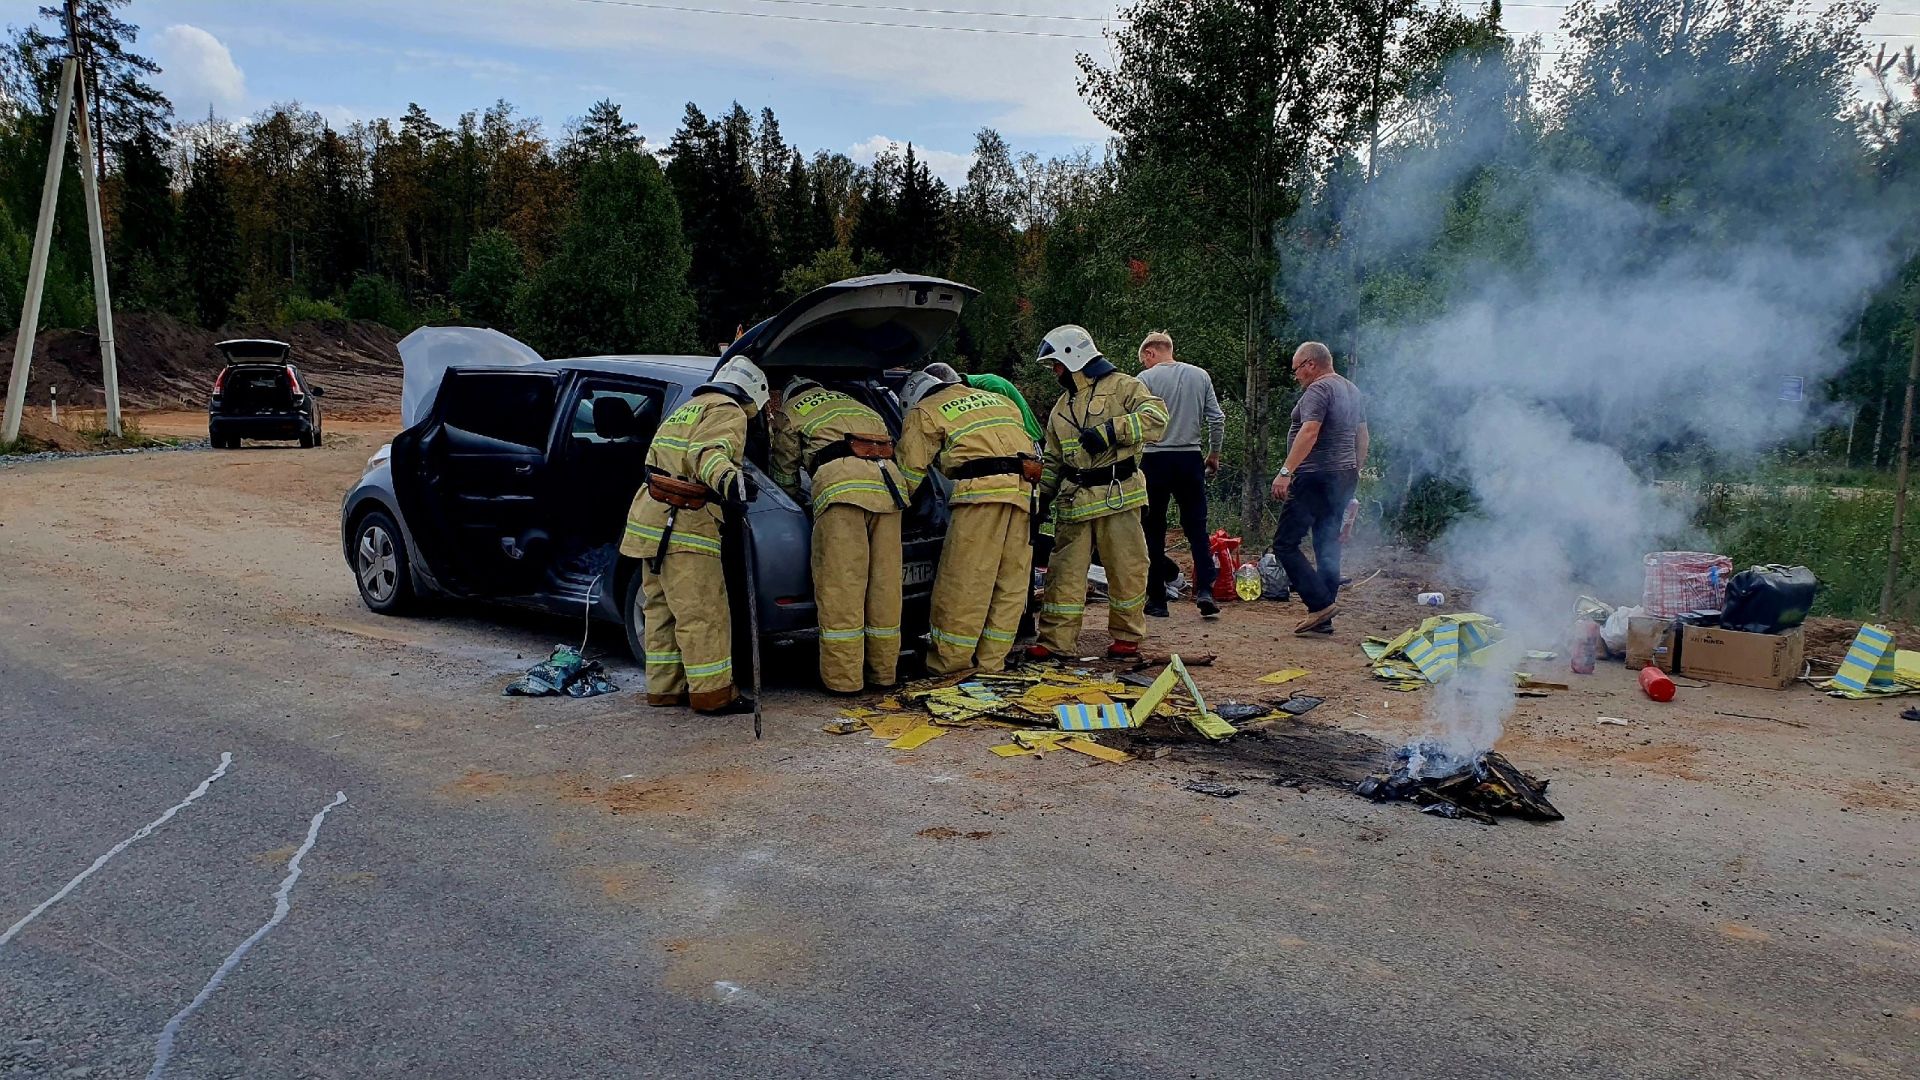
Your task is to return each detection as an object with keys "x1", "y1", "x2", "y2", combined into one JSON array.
[{"x1": 1, "y1": 438, "x2": 1916, "y2": 1079}]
